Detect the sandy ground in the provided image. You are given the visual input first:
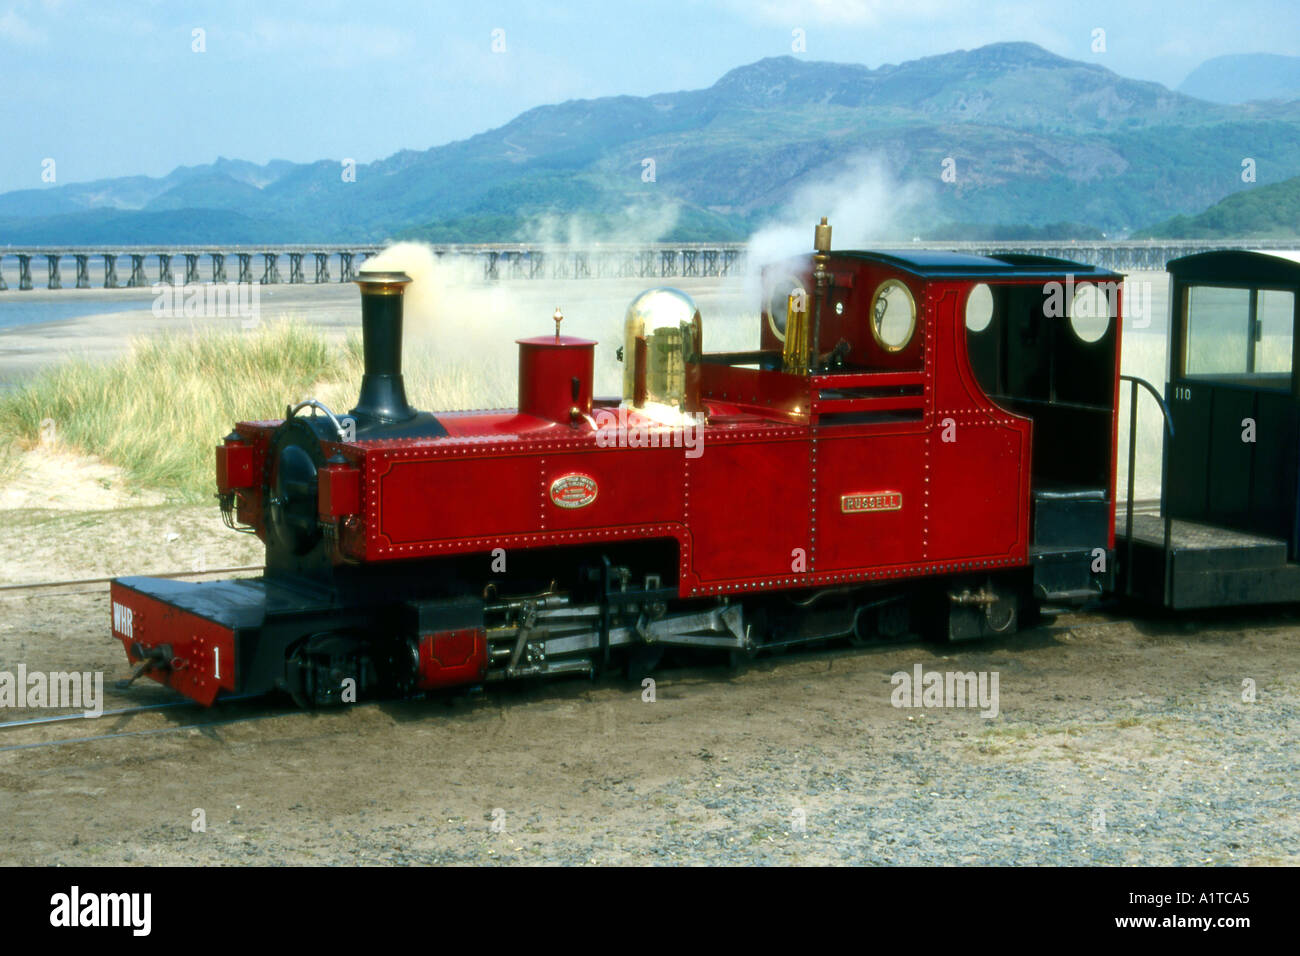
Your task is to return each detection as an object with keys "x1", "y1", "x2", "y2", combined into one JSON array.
[
  {"x1": 0, "y1": 576, "x2": 1295, "y2": 866},
  {"x1": 0, "y1": 501, "x2": 1294, "y2": 866},
  {"x1": 0, "y1": 445, "x2": 167, "y2": 514}
]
